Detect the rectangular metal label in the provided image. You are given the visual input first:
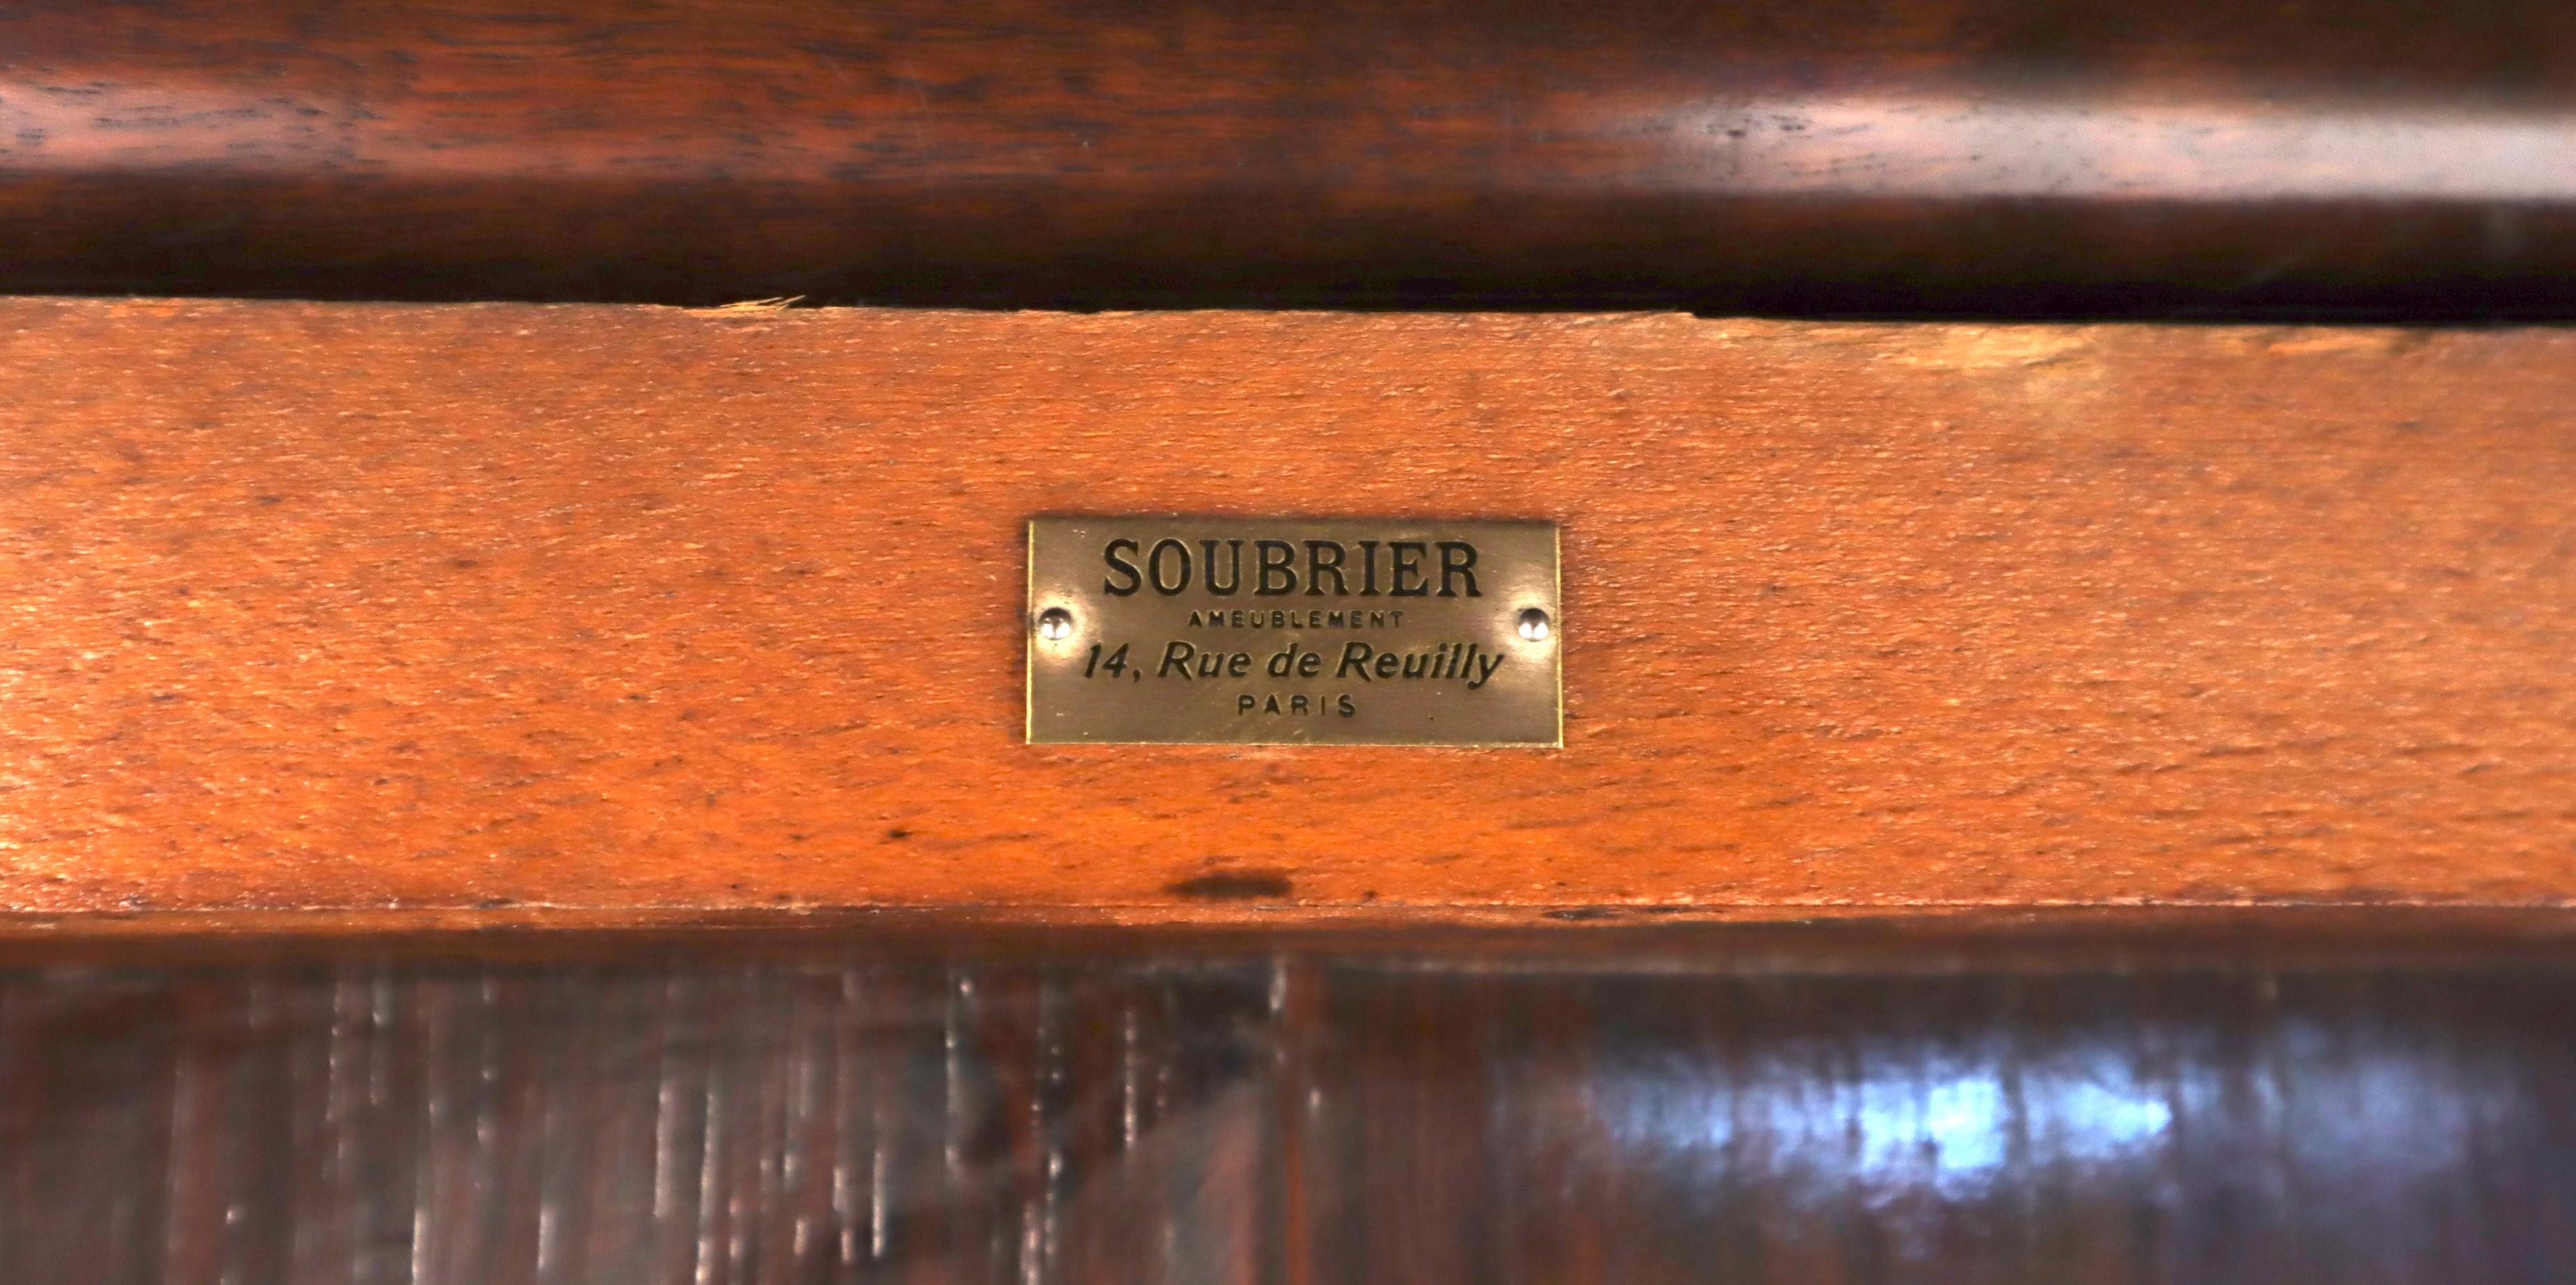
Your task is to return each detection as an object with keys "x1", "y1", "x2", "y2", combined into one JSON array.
[{"x1": 1027, "y1": 517, "x2": 1560, "y2": 745}]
